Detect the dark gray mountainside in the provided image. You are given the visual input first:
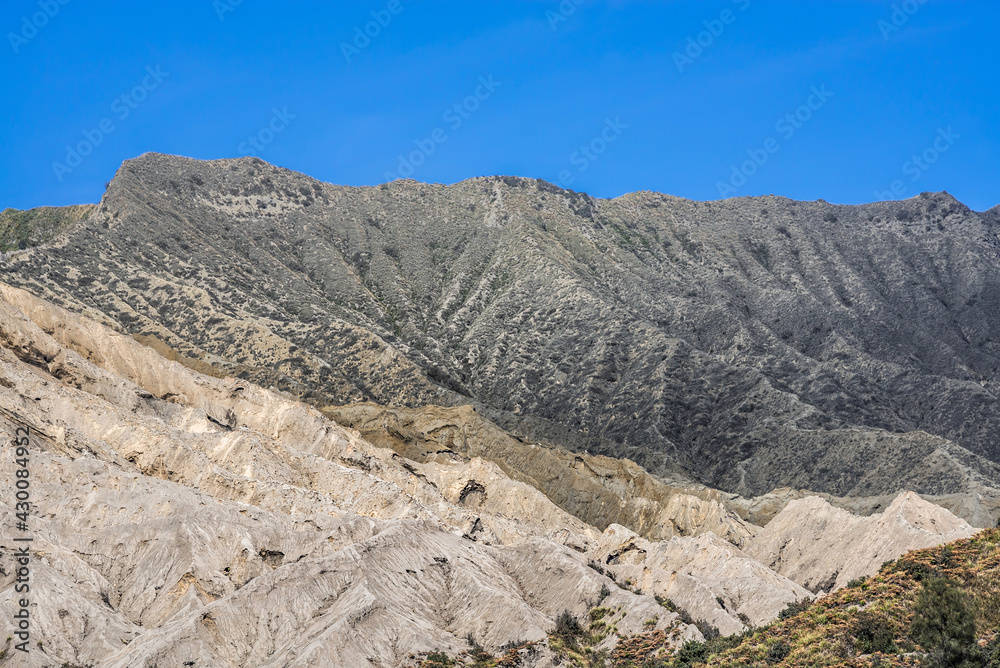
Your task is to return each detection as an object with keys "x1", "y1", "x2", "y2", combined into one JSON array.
[{"x1": 5, "y1": 153, "x2": 1000, "y2": 509}]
